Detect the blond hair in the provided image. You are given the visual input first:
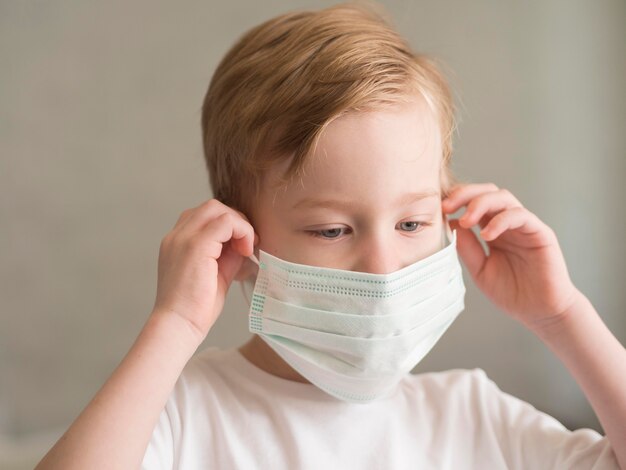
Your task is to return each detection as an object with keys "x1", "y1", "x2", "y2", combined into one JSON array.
[{"x1": 201, "y1": 1, "x2": 458, "y2": 217}]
